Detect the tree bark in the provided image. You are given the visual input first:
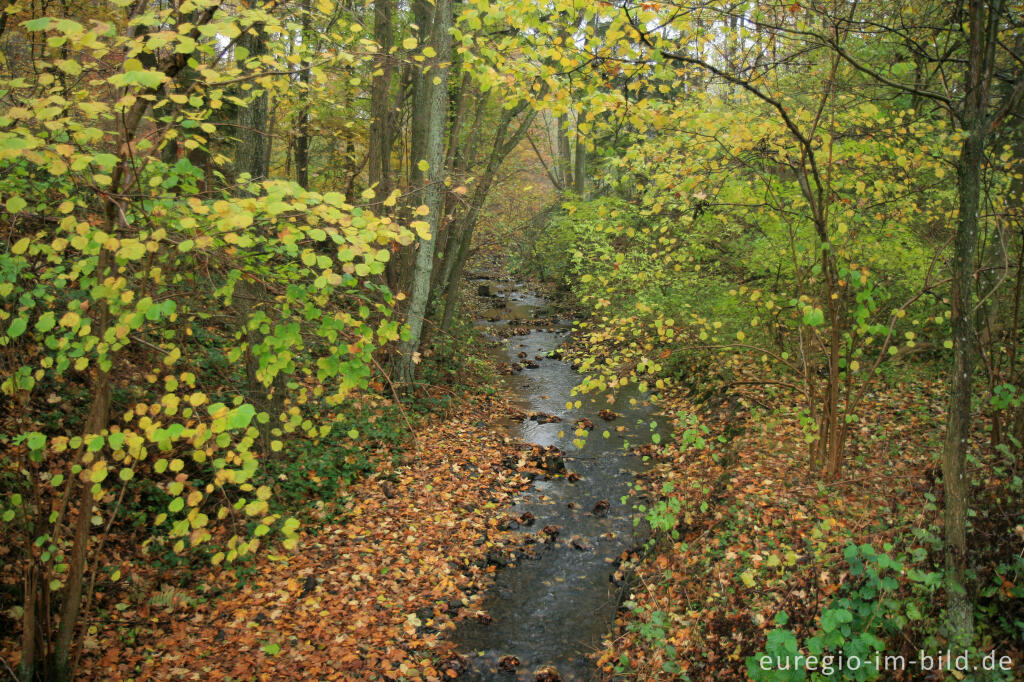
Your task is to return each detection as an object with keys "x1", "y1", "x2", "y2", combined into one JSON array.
[
  {"x1": 53, "y1": 298, "x2": 112, "y2": 680},
  {"x1": 557, "y1": 114, "x2": 571, "y2": 189},
  {"x1": 940, "y1": 0, "x2": 1014, "y2": 647},
  {"x1": 573, "y1": 126, "x2": 586, "y2": 195},
  {"x1": 943, "y1": 121, "x2": 984, "y2": 654},
  {"x1": 396, "y1": 0, "x2": 451, "y2": 384},
  {"x1": 943, "y1": 127, "x2": 983, "y2": 650},
  {"x1": 18, "y1": 563, "x2": 37, "y2": 682},
  {"x1": 294, "y1": 0, "x2": 311, "y2": 188},
  {"x1": 367, "y1": 0, "x2": 394, "y2": 195},
  {"x1": 235, "y1": 27, "x2": 270, "y2": 184}
]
